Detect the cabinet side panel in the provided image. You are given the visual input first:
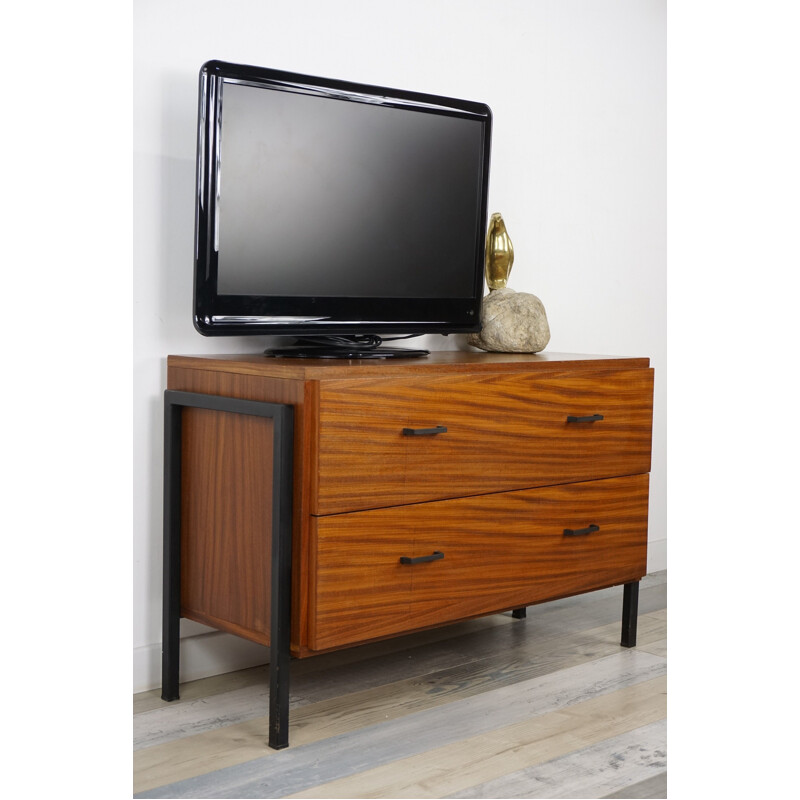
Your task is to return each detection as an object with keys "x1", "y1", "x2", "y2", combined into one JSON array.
[
  {"x1": 181, "y1": 408, "x2": 274, "y2": 644},
  {"x1": 168, "y1": 366, "x2": 310, "y2": 653}
]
